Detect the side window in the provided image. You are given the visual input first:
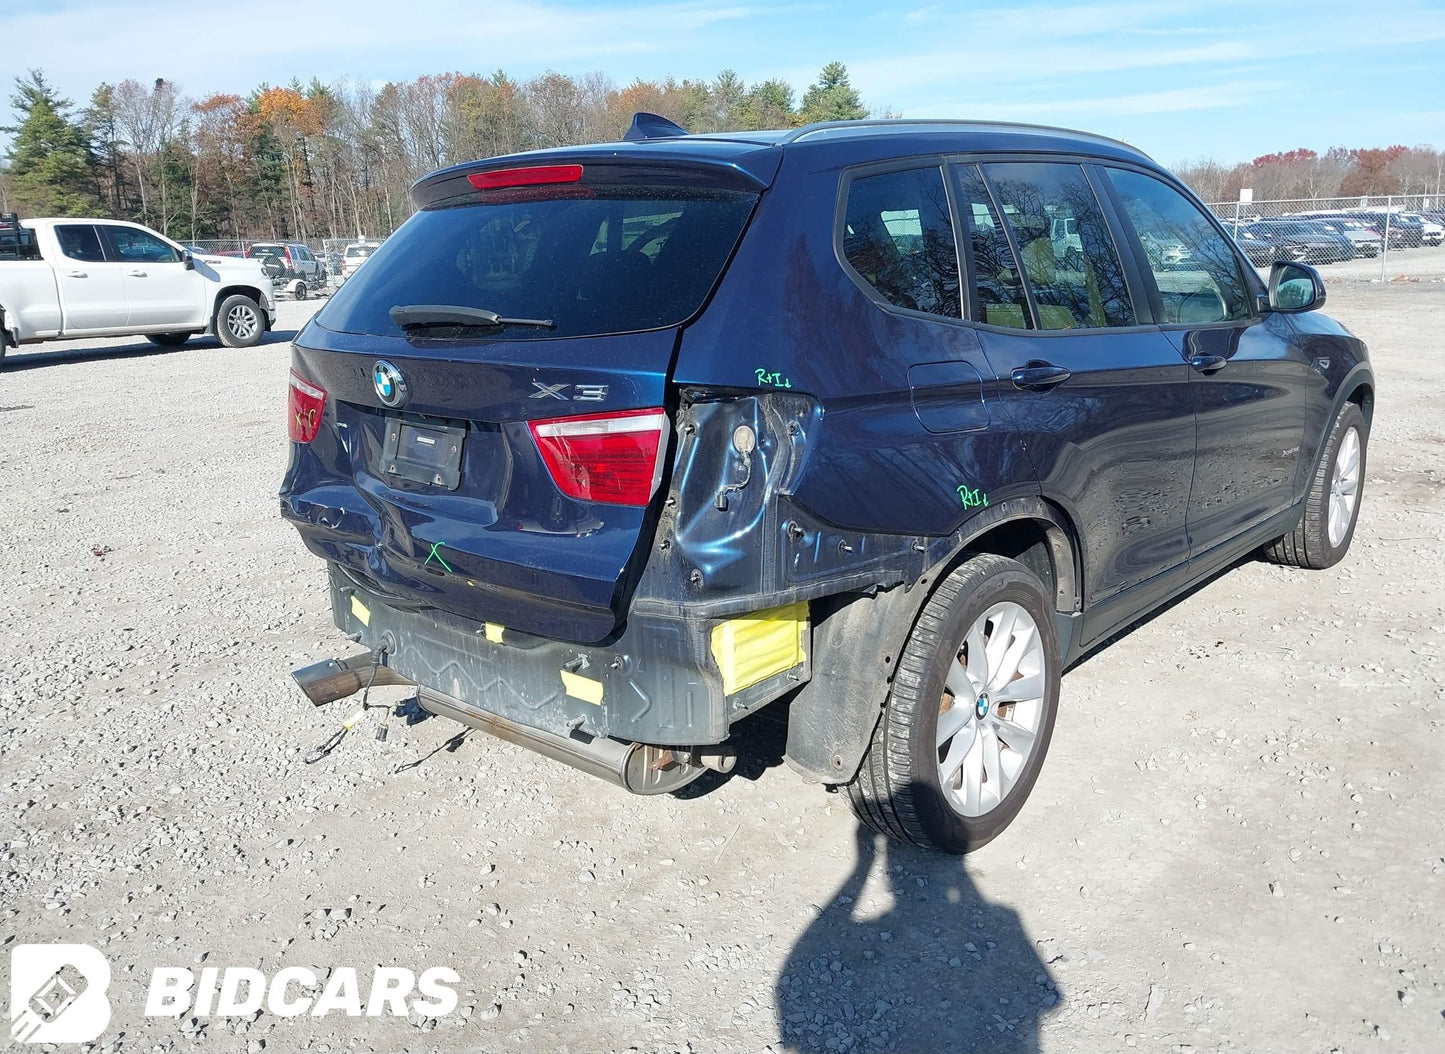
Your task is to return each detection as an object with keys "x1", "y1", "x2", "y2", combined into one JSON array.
[
  {"x1": 107, "y1": 226, "x2": 180, "y2": 264},
  {"x1": 1105, "y1": 168, "x2": 1251, "y2": 324},
  {"x1": 953, "y1": 164, "x2": 1031, "y2": 329},
  {"x1": 982, "y1": 162, "x2": 1135, "y2": 330},
  {"x1": 54, "y1": 224, "x2": 106, "y2": 263},
  {"x1": 842, "y1": 166, "x2": 960, "y2": 319}
]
